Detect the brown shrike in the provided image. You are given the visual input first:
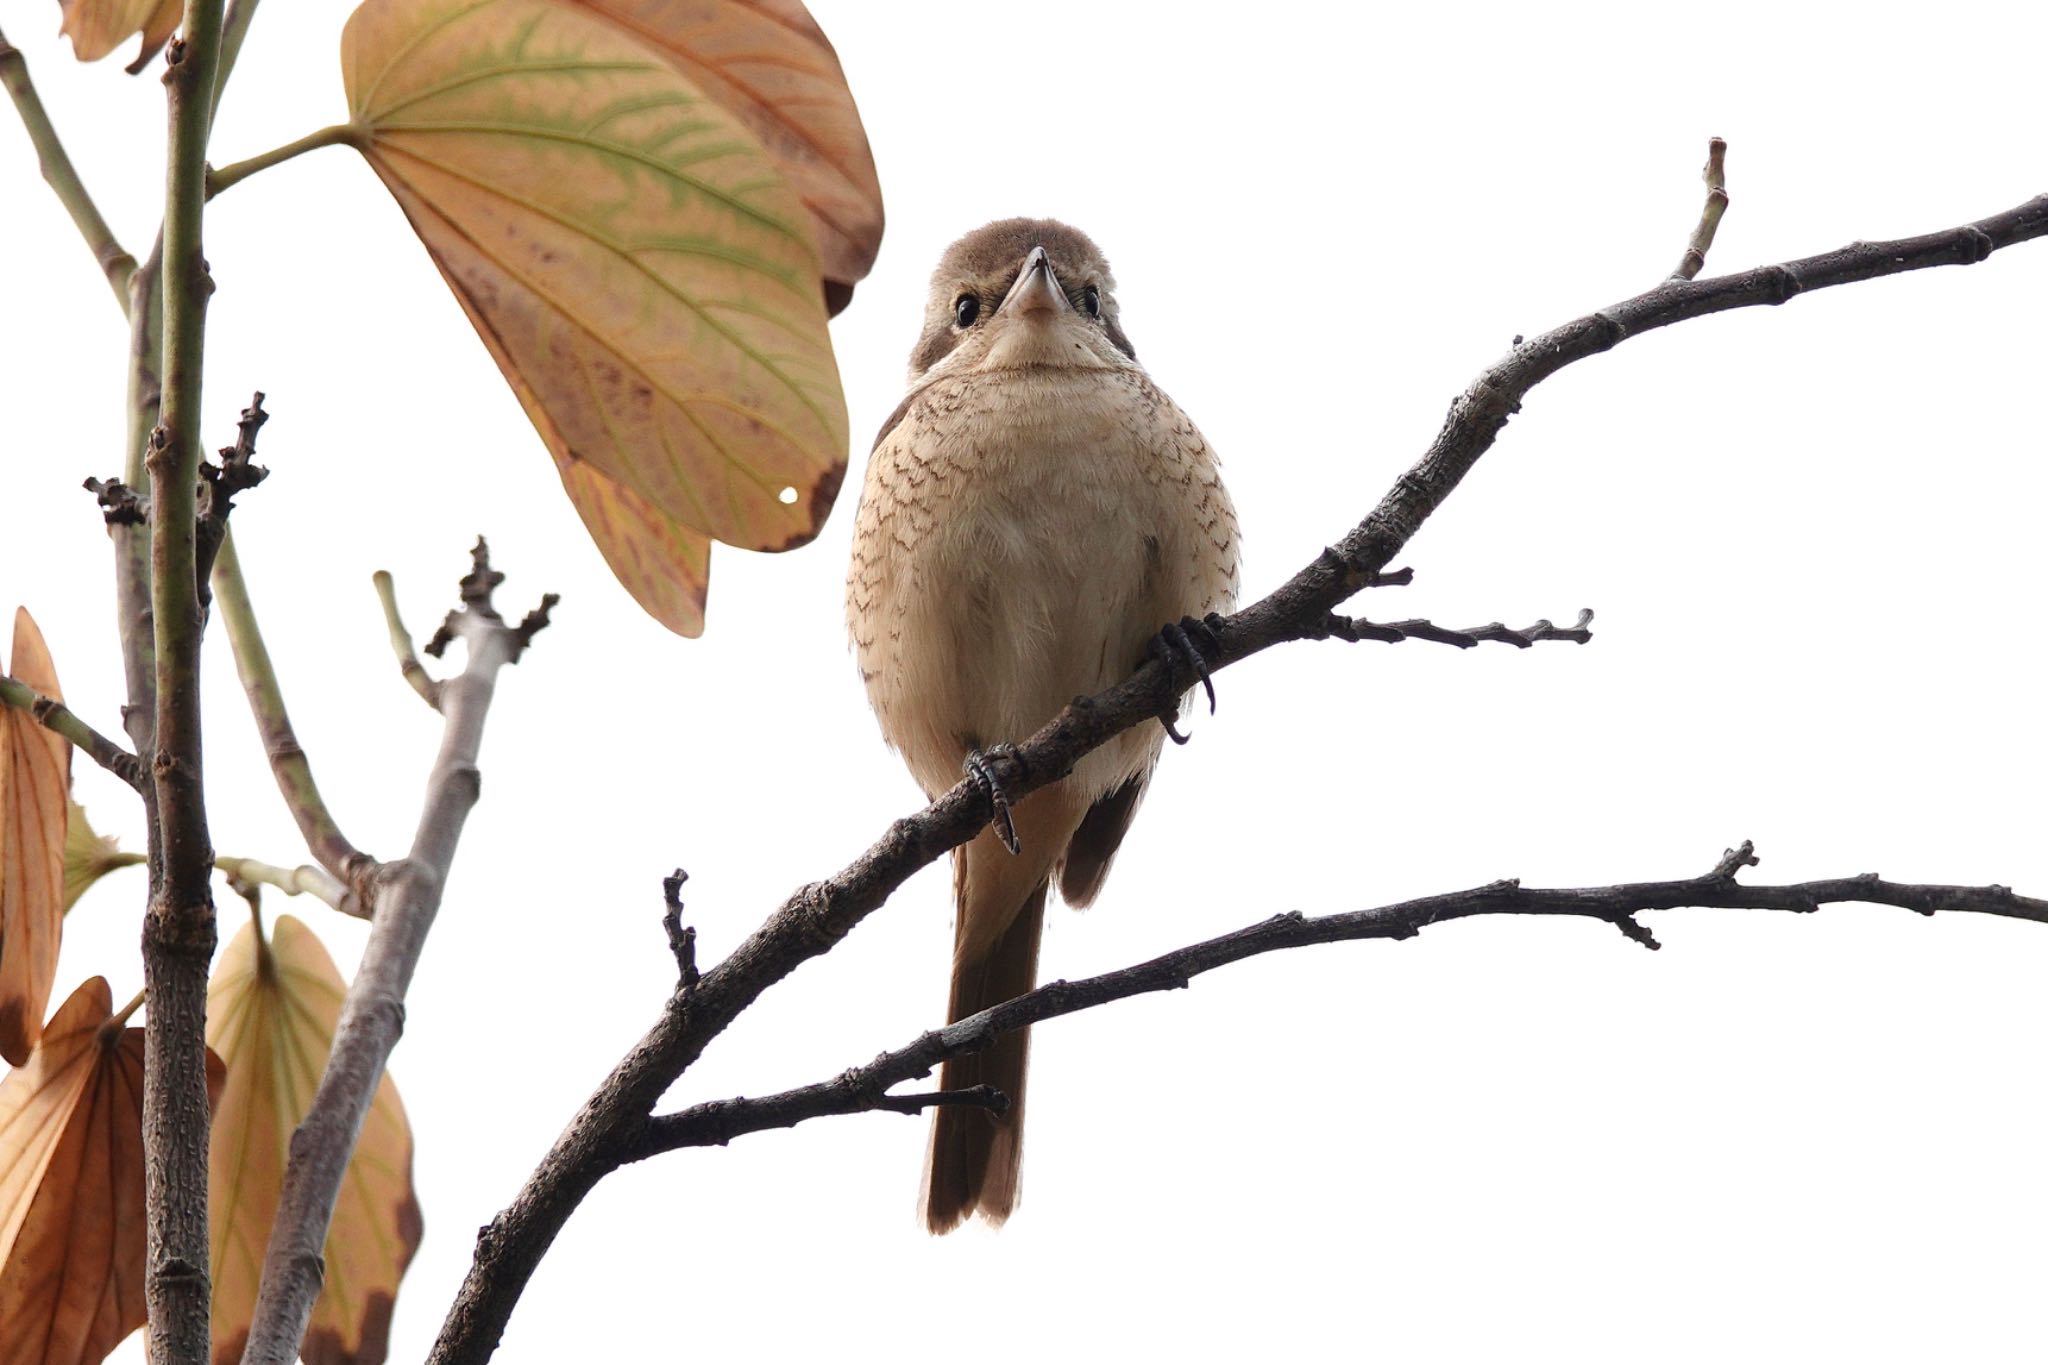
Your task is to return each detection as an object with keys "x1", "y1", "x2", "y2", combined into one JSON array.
[{"x1": 846, "y1": 219, "x2": 1240, "y2": 1233}]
